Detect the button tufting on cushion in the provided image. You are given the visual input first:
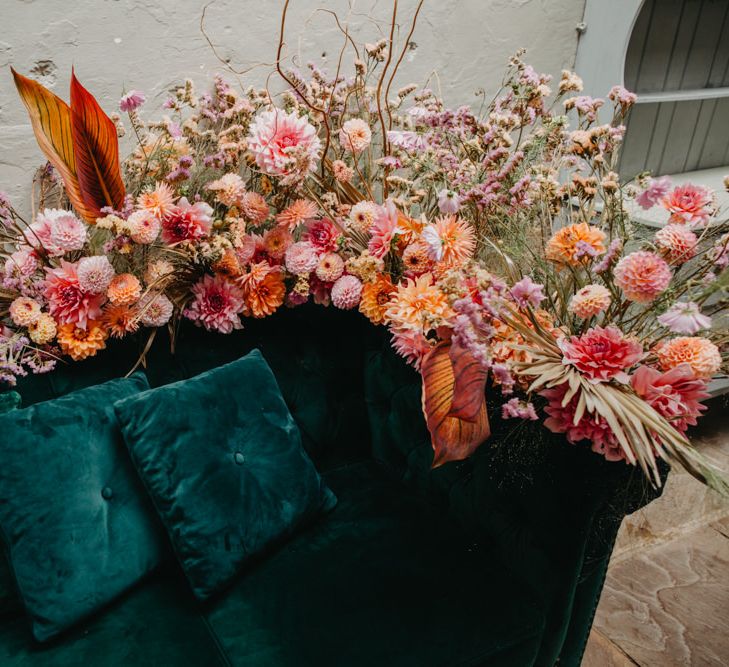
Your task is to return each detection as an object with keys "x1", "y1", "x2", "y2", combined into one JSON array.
[
  {"x1": 233, "y1": 452, "x2": 245, "y2": 466},
  {"x1": 101, "y1": 487, "x2": 114, "y2": 501}
]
